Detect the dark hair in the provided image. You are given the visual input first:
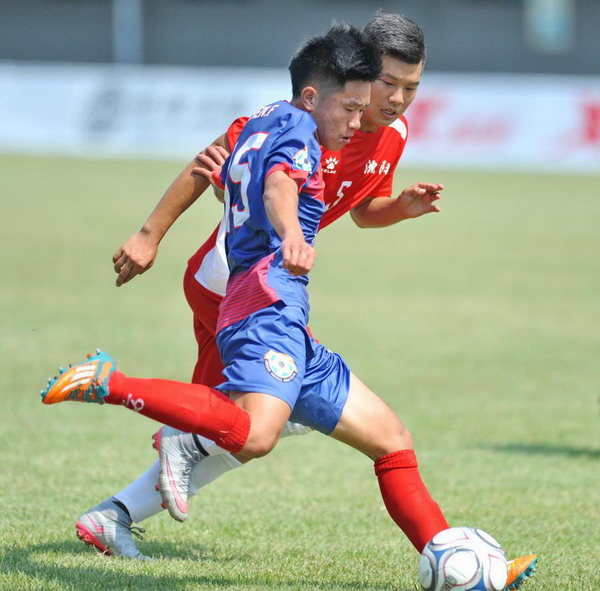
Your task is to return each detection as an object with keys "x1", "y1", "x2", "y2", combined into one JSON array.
[
  {"x1": 363, "y1": 11, "x2": 426, "y2": 65},
  {"x1": 289, "y1": 24, "x2": 381, "y2": 99}
]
